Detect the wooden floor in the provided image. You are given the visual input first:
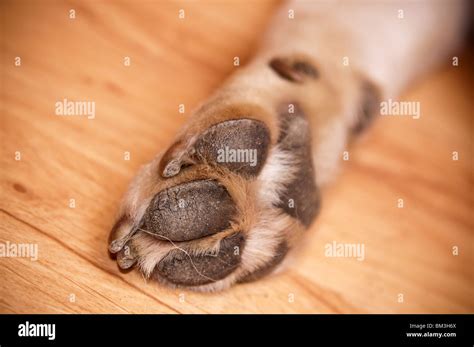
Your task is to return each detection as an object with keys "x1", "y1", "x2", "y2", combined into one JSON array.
[{"x1": 1, "y1": 1, "x2": 473, "y2": 314}]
